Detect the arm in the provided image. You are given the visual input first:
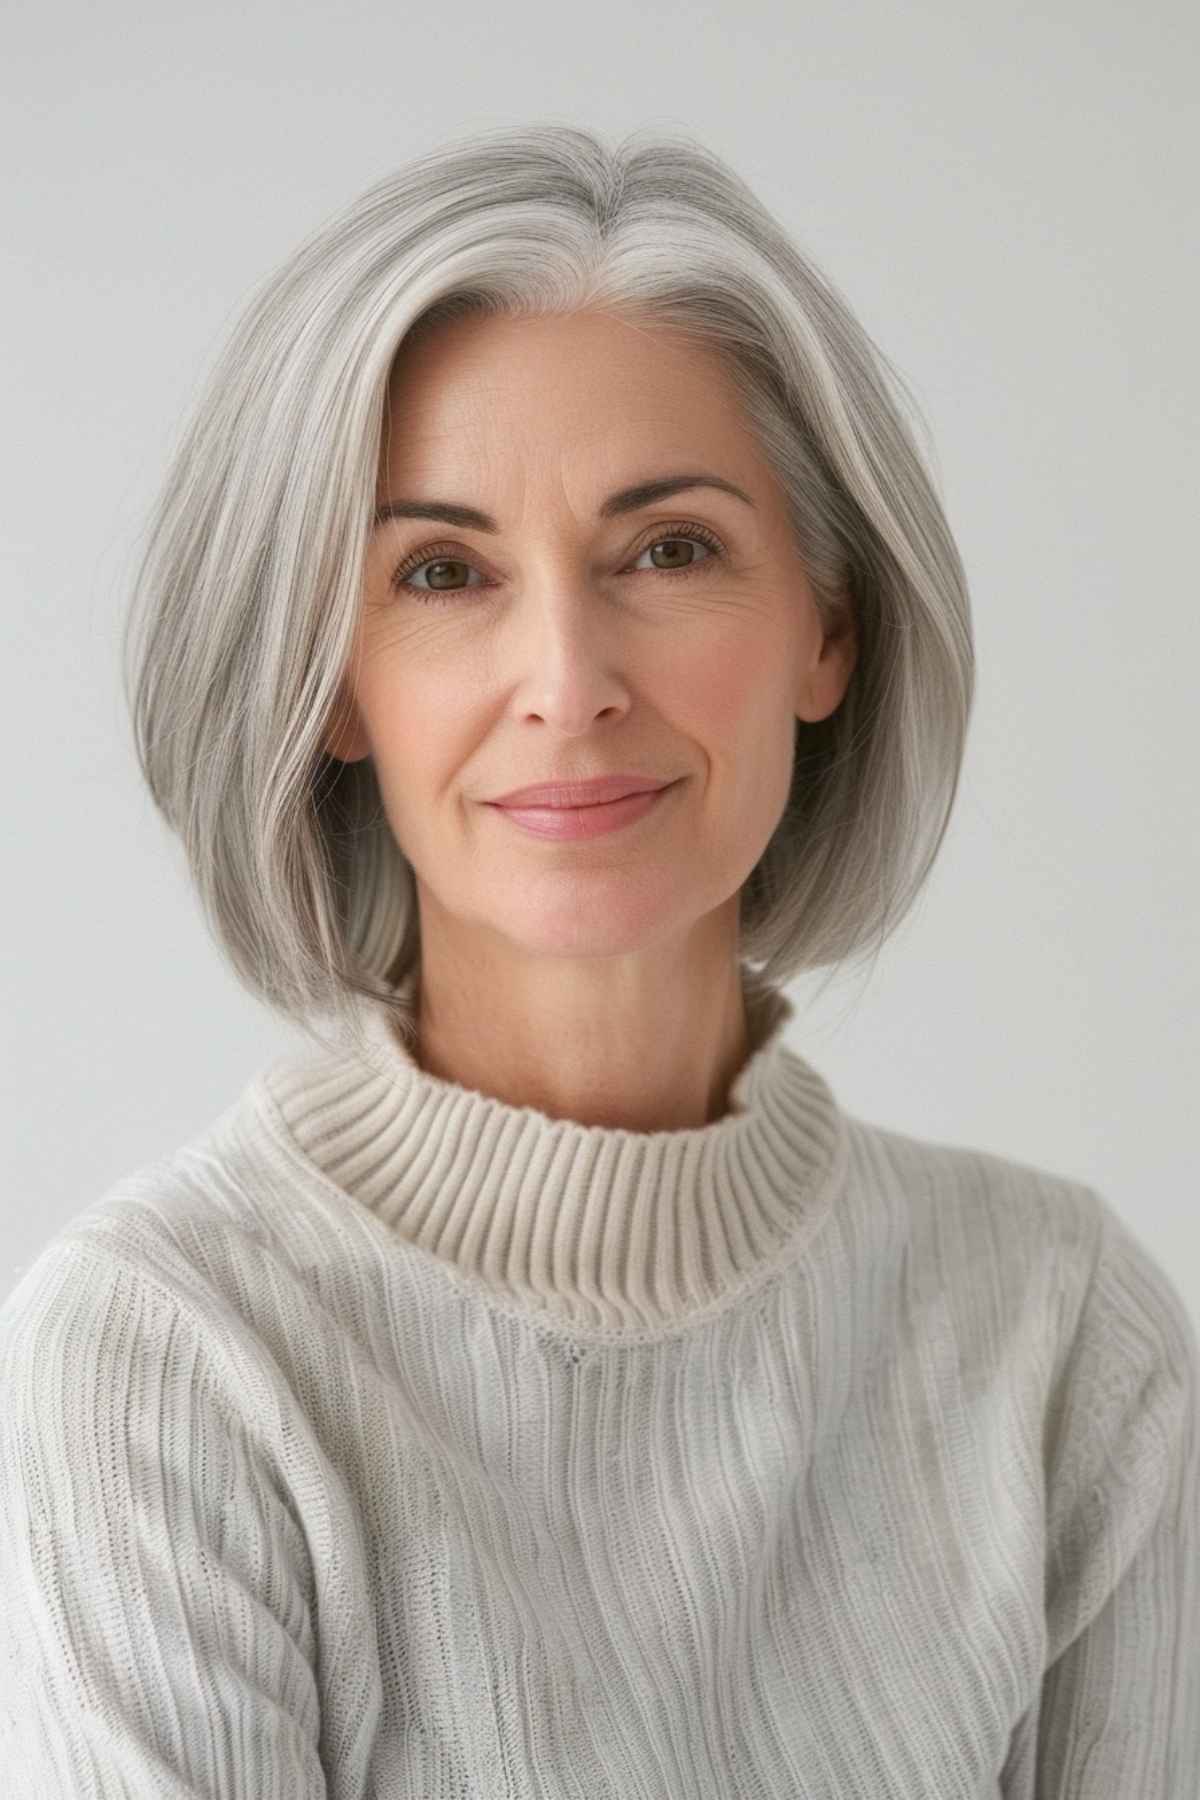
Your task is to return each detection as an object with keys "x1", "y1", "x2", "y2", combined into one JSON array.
[
  {"x1": 1009, "y1": 1195, "x2": 1200, "y2": 1797},
  {"x1": 0, "y1": 1239, "x2": 328, "y2": 1798}
]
